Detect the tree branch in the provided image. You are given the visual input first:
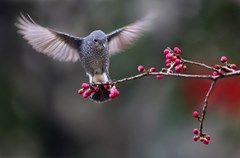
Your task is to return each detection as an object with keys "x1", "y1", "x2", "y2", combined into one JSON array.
[
  {"x1": 78, "y1": 47, "x2": 239, "y2": 145},
  {"x1": 199, "y1": 80, "x2": 216, "y2": 135}
]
